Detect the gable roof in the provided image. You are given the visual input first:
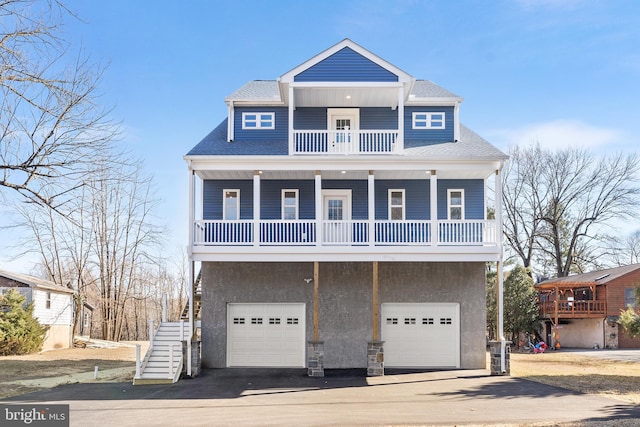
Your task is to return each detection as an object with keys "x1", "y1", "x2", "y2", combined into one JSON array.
[
  {"x1": 536, "y1": 264, "x2": 640, "y2": 289},
  {"x1": 279, "y1": 39, "x2": 413, "y2": 84},
  {"x1": 0, "y1": 270, "x2": 75, "y2": 294}
]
